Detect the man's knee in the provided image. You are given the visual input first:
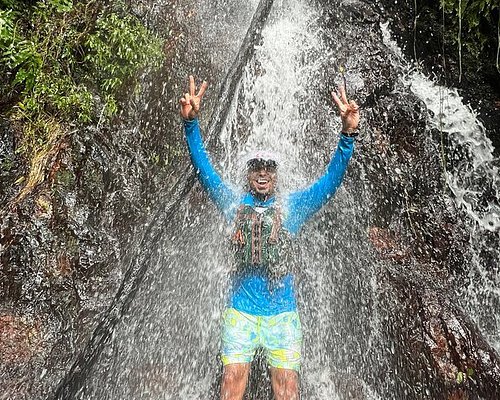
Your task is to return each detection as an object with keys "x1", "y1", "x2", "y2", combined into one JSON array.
[
  {"x1": 271, "y1": 368, "x2": 299, "y2": 399},
  {"x1": 222, "y1": 363, "x2": 250, "y2": 387}
]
